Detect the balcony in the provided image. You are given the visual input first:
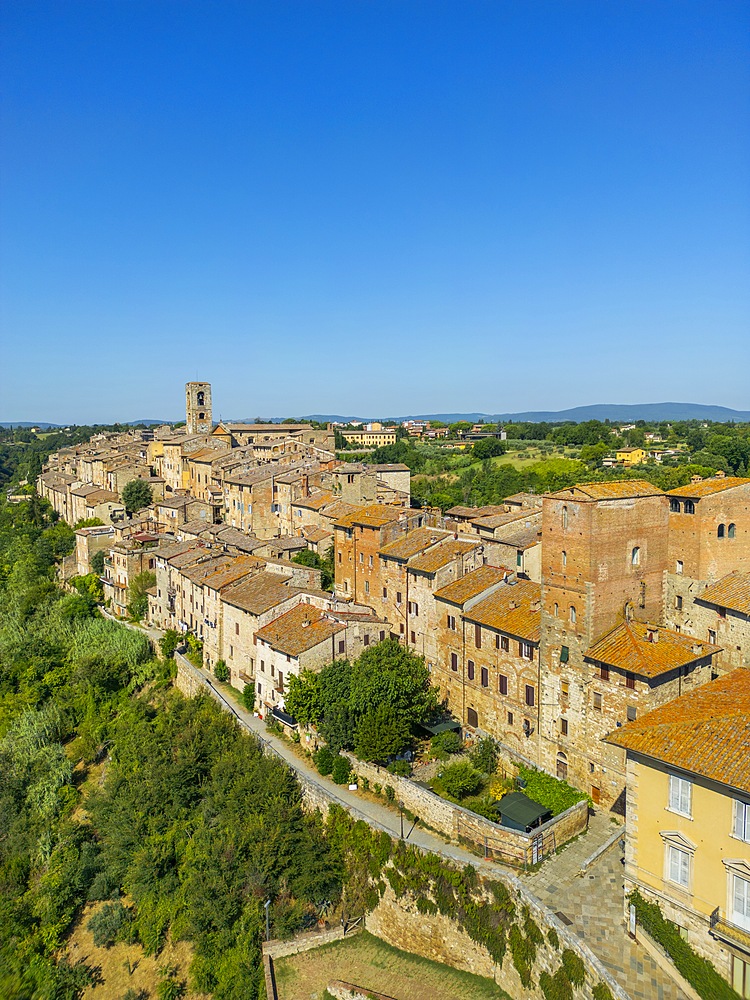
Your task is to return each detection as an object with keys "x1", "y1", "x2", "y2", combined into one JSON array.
[{"x1": 710, "y1": 908, "x2": 750, "y2": 955}]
